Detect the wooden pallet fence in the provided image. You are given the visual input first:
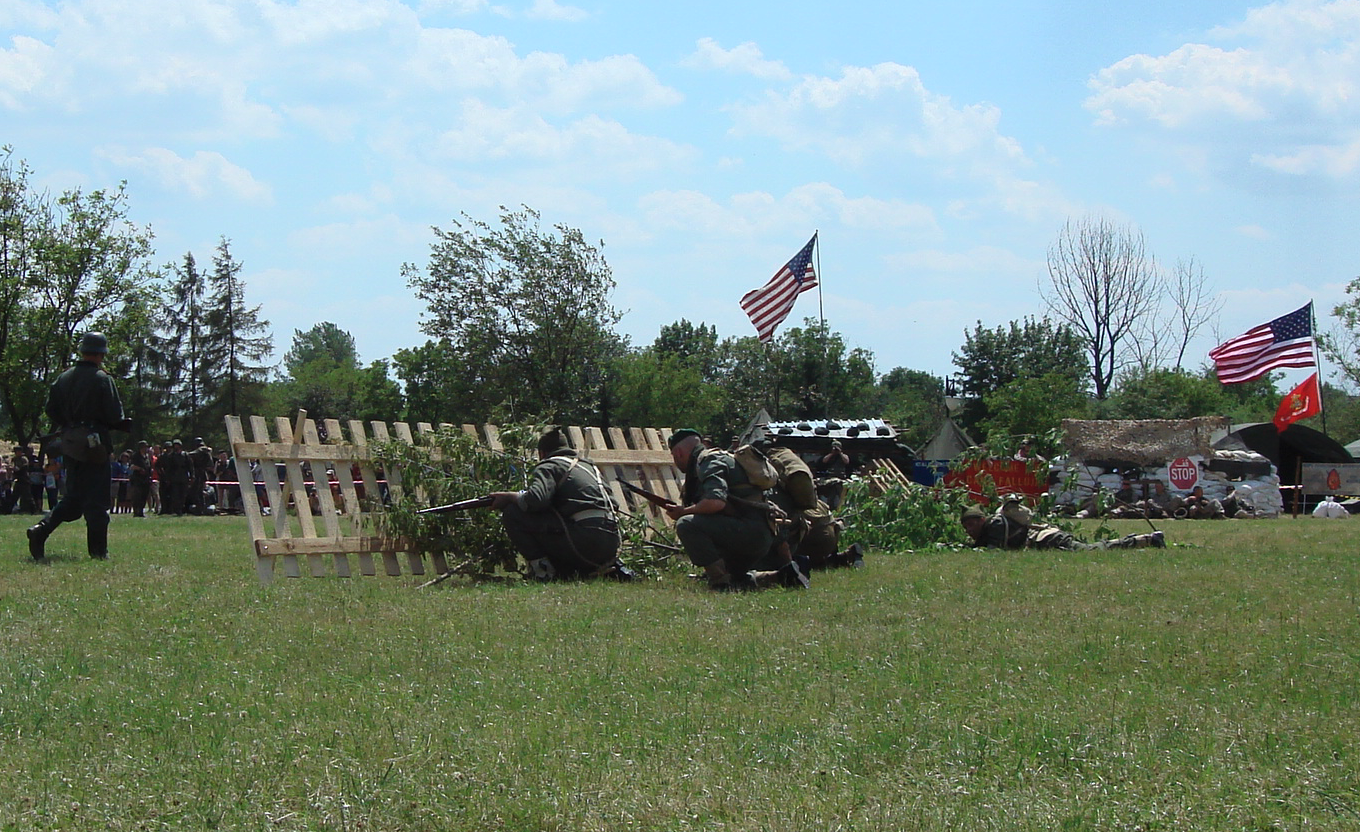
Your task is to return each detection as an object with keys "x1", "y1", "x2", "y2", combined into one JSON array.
[
  {"x1": 863, "y1": 457, "x2": 913, "y2": 494},
  {"x1": 225, "y1": 415, "x2": 681, "y2": 582}
]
